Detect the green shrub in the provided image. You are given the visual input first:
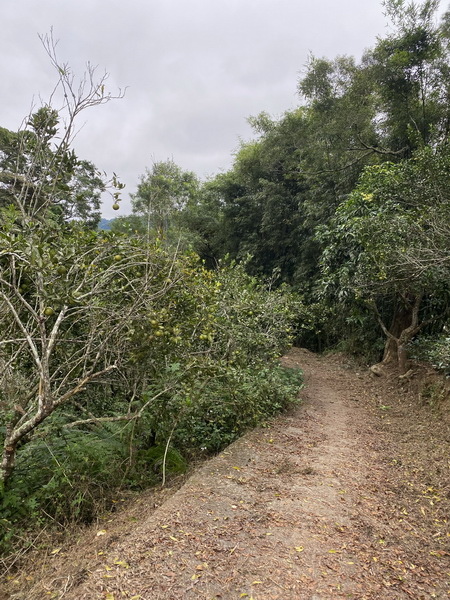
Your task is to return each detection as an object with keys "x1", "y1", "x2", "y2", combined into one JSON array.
[
  {"x1": 145, "y1": 363, "x2": 303, "y2": 454},
  {"x1": 410, "y1": 333, "x2": 450, "y2": 375},
  {"x1": 0, "y1": 423, "x2": 191, "y2": 555},
  {"x1": 0, "y1": 240, "x2": 304, "y2": 557},
  {"x1": 173, "y1": 364, "x2": 303, "y2": 453}
]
